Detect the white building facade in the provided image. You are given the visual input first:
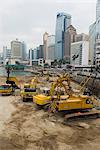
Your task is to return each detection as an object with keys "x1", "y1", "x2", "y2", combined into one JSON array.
[{"x1": 71, "y1": 41, "x2": 89, "y2": 66}]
